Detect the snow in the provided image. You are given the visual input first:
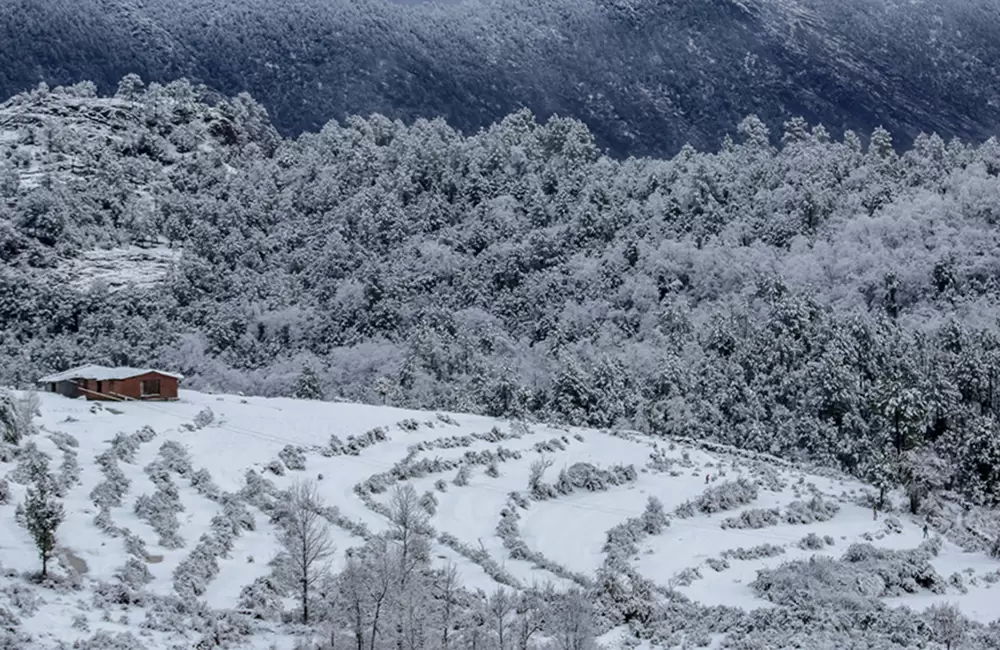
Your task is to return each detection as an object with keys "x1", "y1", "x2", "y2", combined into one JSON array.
[
  {"x1": 51, "y1": 246, "x2": 183, "y2": 293},
  {"x1": 37, "y1": 364, "x2": 184, "y2": 383},
  {"x1": 1, "y1": 389, "x2": 999, "y2": 648}
]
